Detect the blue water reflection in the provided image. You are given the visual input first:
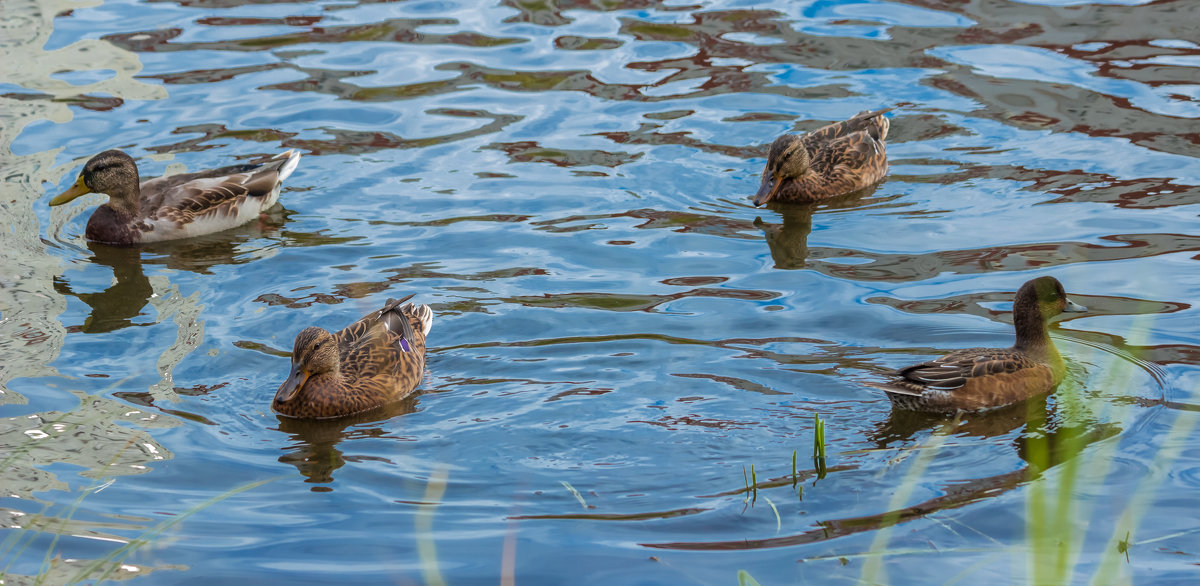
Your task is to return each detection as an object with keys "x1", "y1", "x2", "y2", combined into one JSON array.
[{"x1": 2, "y1": 0, "x2": 1199, "y2": 582}]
